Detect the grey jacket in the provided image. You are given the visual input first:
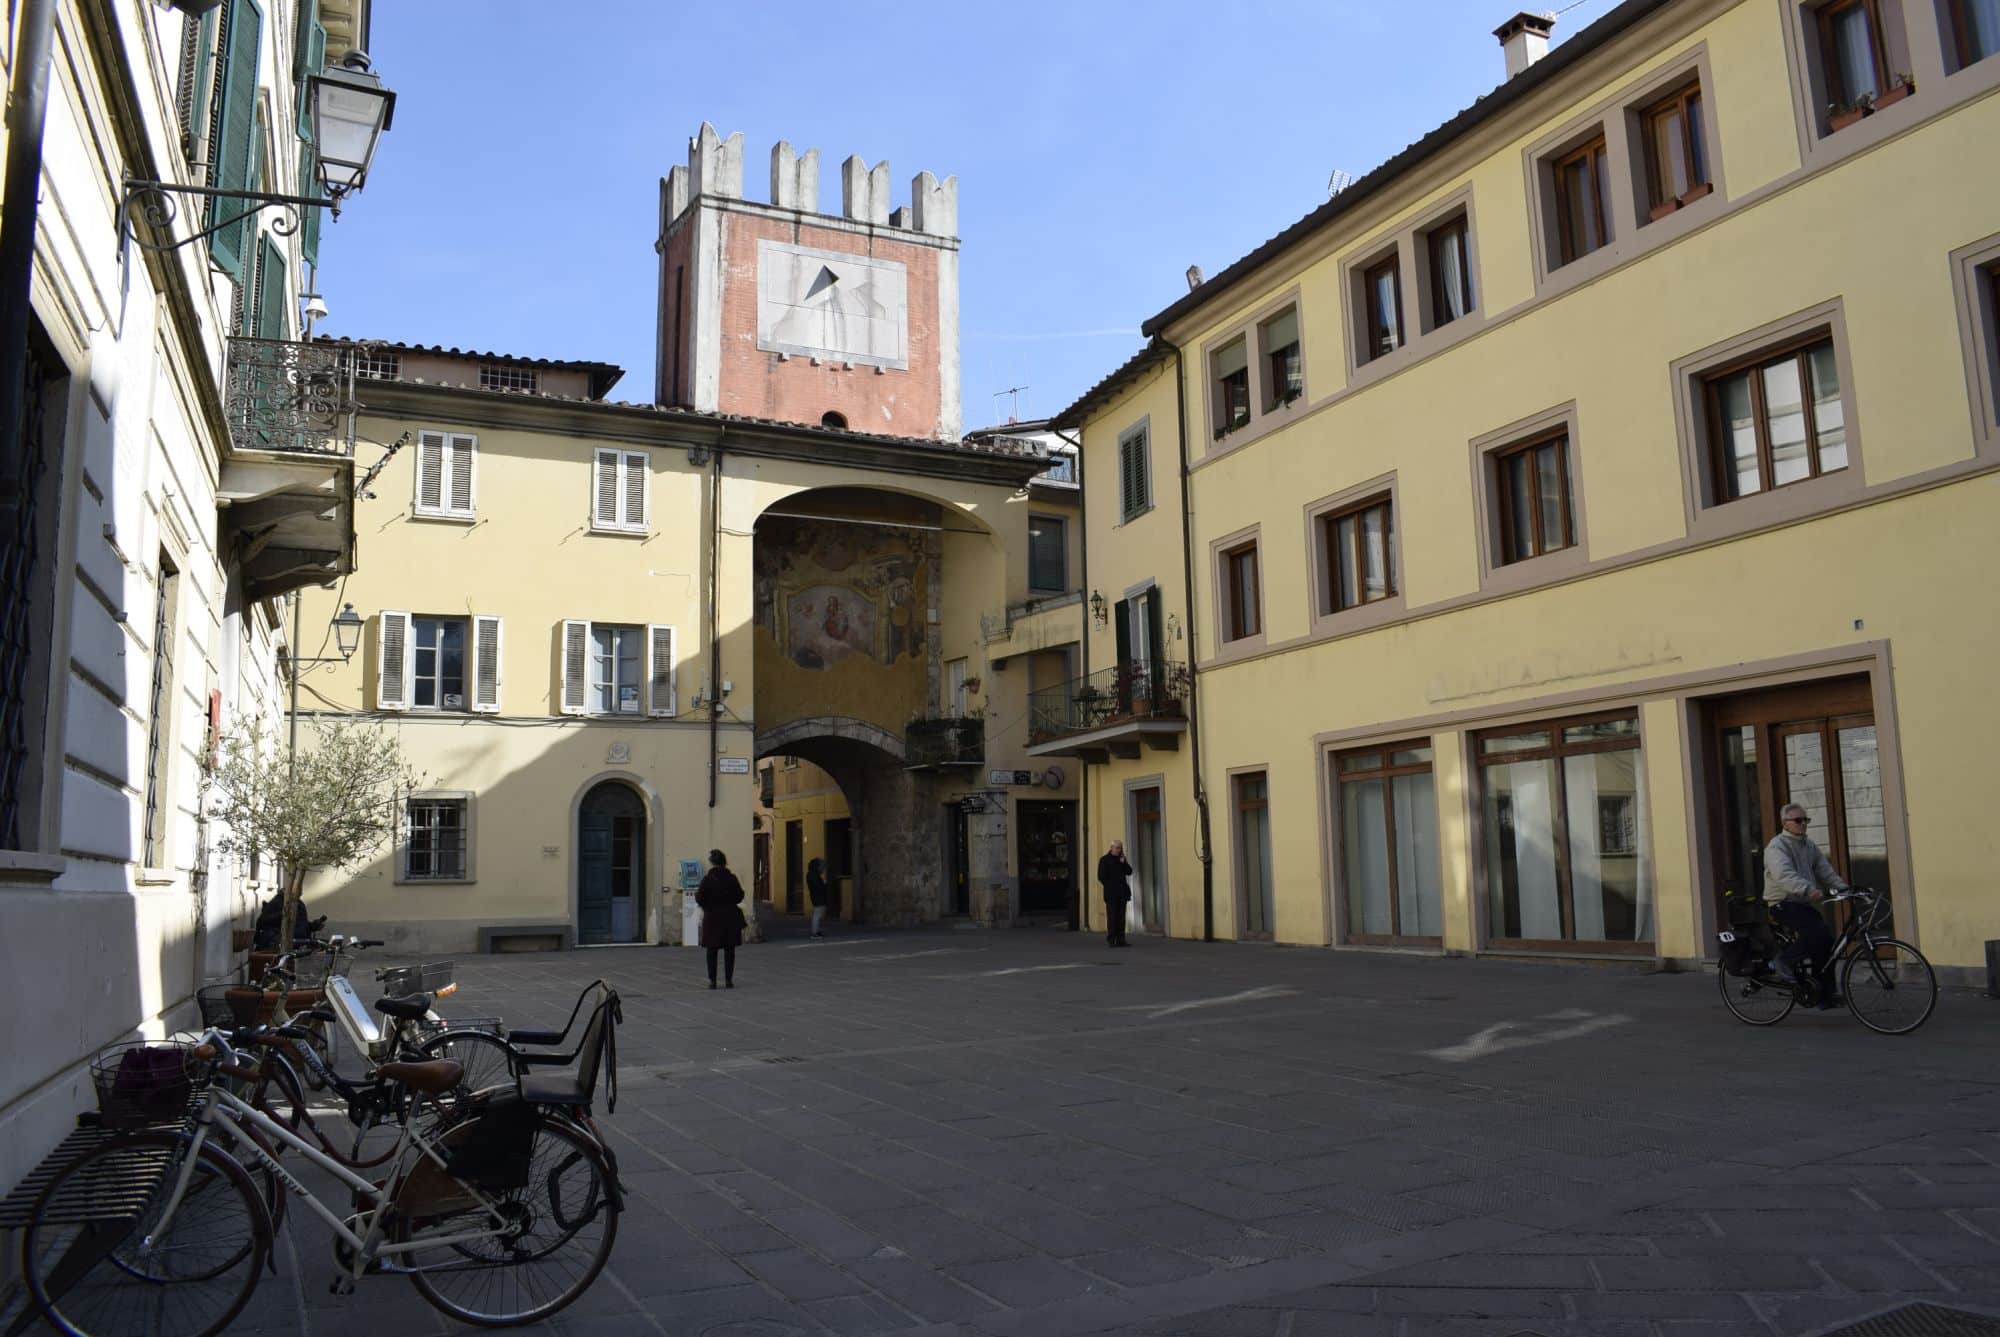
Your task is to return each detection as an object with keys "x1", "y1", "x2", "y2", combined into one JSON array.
[{"x1": 1762, "y1": 830, "x2": 1847, "y2": 904}]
